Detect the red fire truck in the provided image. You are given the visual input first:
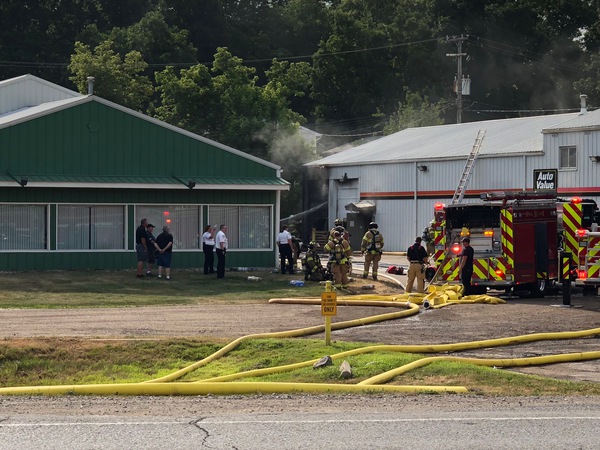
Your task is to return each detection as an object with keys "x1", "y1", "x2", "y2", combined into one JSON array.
[
  {"x1": 559, "y1": 197, "x2": 600, "y2": 291},
  {"x1": 431, "y1": 191, "x2": 560, "y2": 297}
]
